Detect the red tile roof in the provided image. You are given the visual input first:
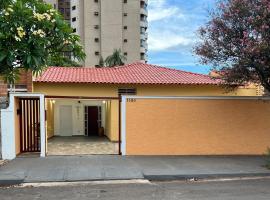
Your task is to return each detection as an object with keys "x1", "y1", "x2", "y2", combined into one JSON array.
[{"x1": 34, "y1": 62, "x2": 221, "y2": 85}]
